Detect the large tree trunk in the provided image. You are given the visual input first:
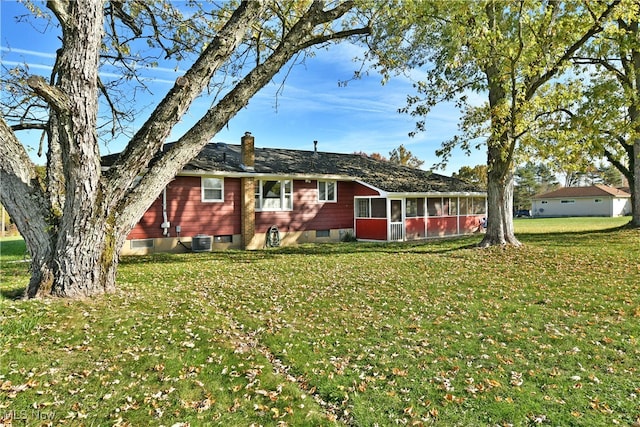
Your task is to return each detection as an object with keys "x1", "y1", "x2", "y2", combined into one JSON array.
[
  {"x1": 479, "y1": 144, "x2": 521, "y2": 247},
  {"x1": 26, "y1": 214, "x2": 123, "y2": 298},
  {"x1": 479, "y1": 15, "x2": 521, "y2": 249},
  {"x1": 632, "y1": 137, "x2": 640, "y2": 227},
  {"x1": 5, "y1": 0, "x2": 121, "y2": 298}
]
